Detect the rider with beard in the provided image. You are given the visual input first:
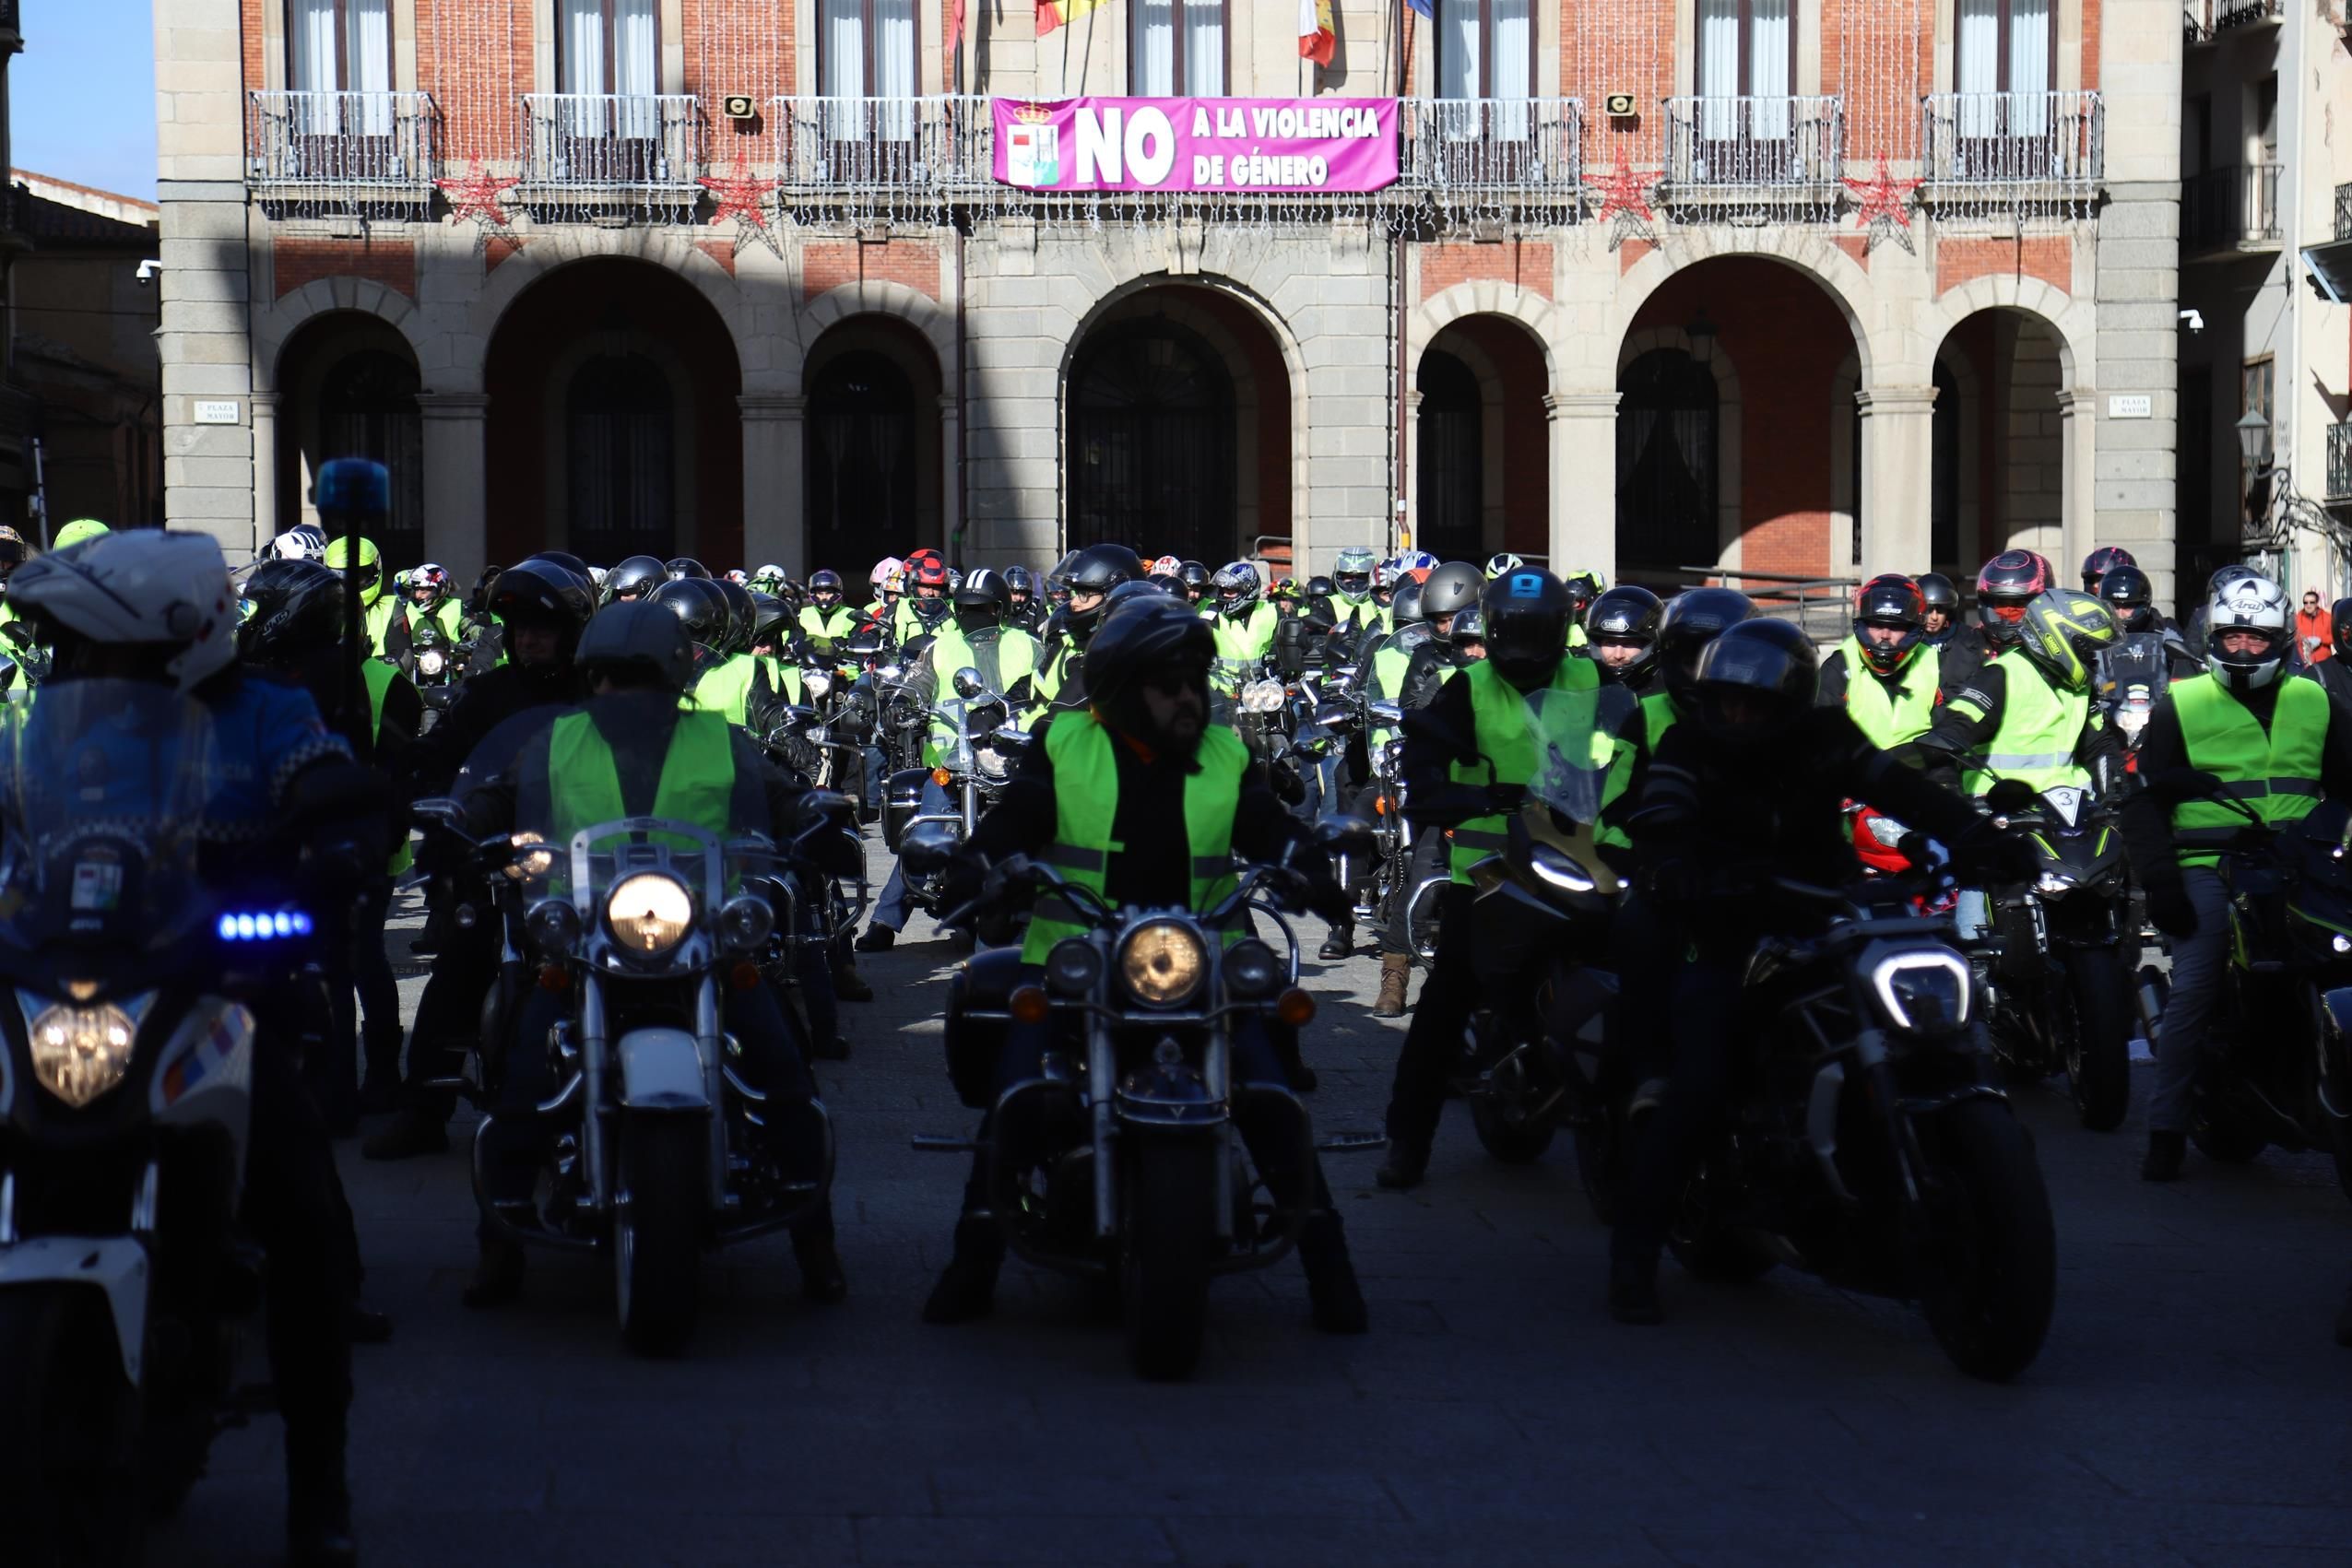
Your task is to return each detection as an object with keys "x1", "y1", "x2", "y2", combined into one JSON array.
[
  {"x1": 1814, "y1": 575, "x2": 1944, "y2": 758},
  {"x1": 1917, "y1": 572, "x2": 1963, "y2": 653},
  {"x1": 919, "y1": 594, "x2": 1367, "y2": 1332},
  {"x1": 9, "y1": 529, "x2": 391, "y2": 1566},
  {"x1": 1034, "y1": 543, "x2": 1143, "y2": 713},
  {"x1": 363, "y1": 559, "x2": 596, "y2": 1161},
  {"x1": 457, "y1": 602, "x2": 848, "y2": 1309},
  {"x1": 1585, "y1": 585, "x2": 1664, "y2": 696},
  {"x1": 1605, "y1": 619, "x2": 2035, "y2": 1325}
]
